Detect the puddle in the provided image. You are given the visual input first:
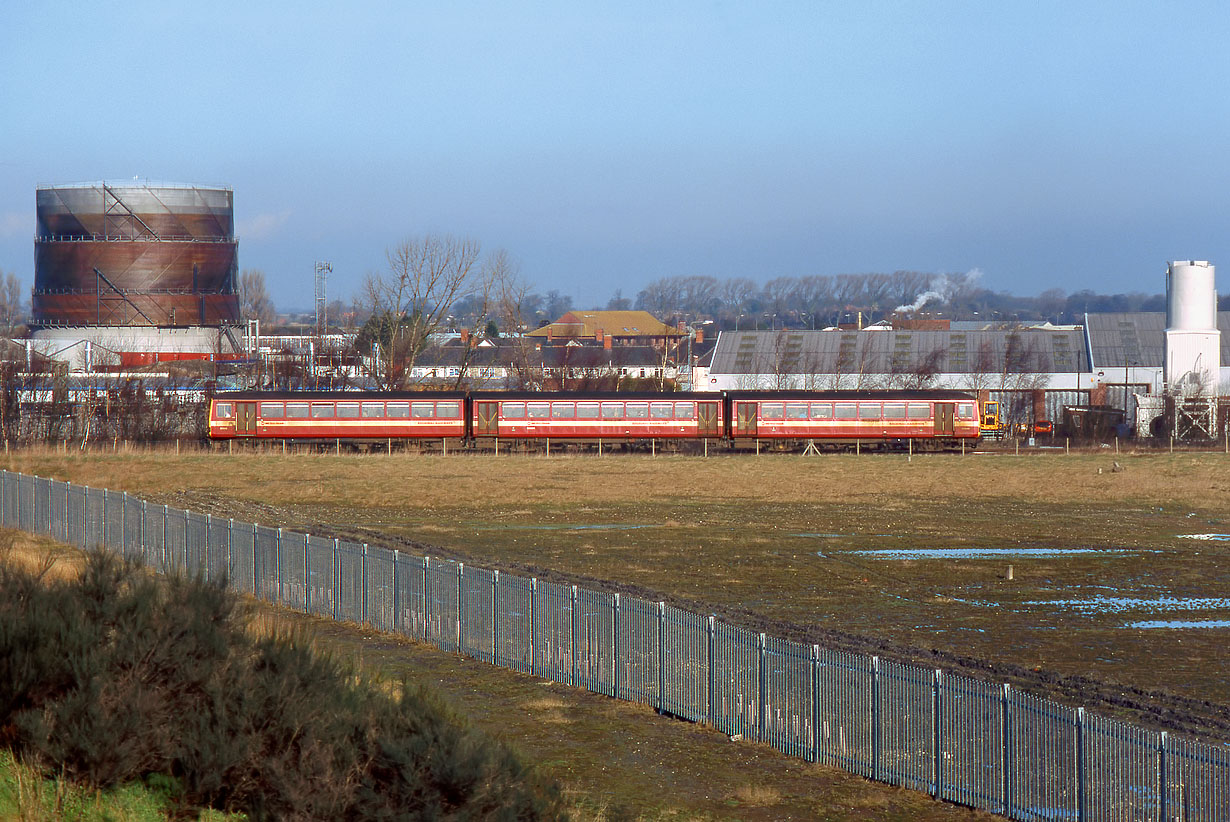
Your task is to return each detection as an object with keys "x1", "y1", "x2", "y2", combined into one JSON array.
[
  {"x1": 842, "y1": 547, "x2": 1113, "y2": 560},
  {"x1": 1178, "y1": 534, "x2": 1230, "y2": 541},
  {"x1": 1025, "y1": 595, "x2": 1230, "y2": 614},
  {"x1": 1127, "y1": 619, "x2": 1230, "y2": 629}
]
